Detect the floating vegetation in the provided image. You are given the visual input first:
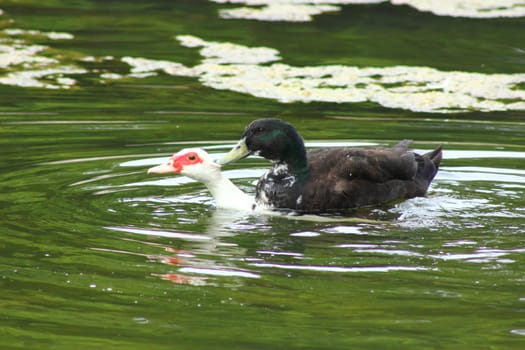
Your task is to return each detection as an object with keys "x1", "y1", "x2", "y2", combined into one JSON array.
[
  {"x1": 211, "y1": 0, "x2": 525, "y2": 22},
  {"x1": 0, "y1": 25, "x2": 85, "y2": 89},
  {"x1": 177, "y1": 35, "x2": 280, "y2": 64},
  {"x1": 119, "y1": 35, "x2": 525, "y2": 113},
  {"x1": 218, "y1": 3, "x2": 341, "y2": 22},
  {"x1": 393, "y1": 0, "x2": 525, "y2": 18},
  {"x1": 3, "y1": 28, "x2": 74, "y2": 40}
]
